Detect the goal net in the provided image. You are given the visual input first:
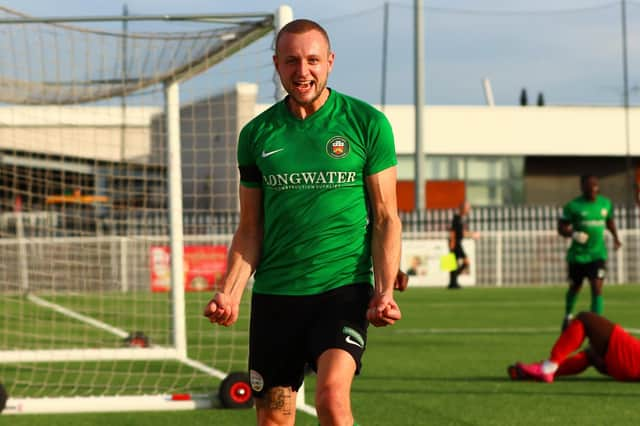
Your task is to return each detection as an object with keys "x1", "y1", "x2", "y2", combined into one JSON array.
[{"x1": 0, "y1": 4, "x2": 308, "y2": 415}]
